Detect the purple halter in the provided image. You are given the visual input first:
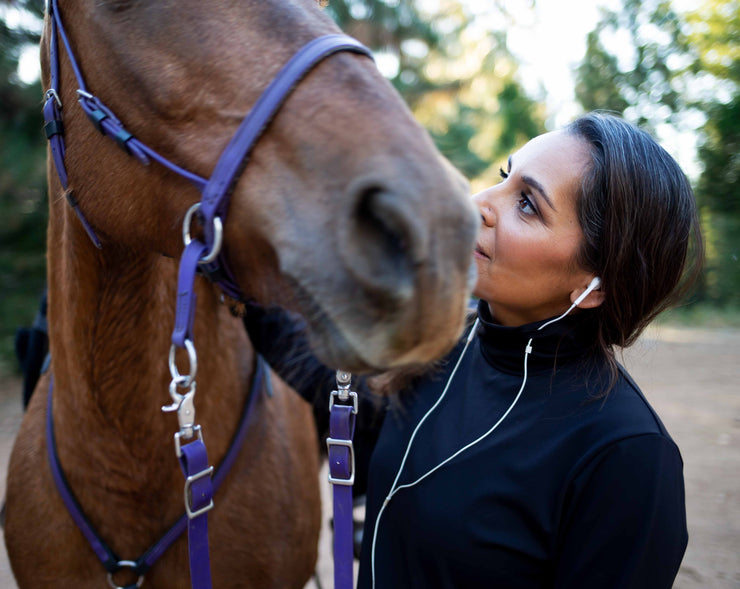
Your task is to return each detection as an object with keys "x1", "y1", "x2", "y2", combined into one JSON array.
[{"x1": 44, "y1": 0, "x2": 368, "y2": 588}]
